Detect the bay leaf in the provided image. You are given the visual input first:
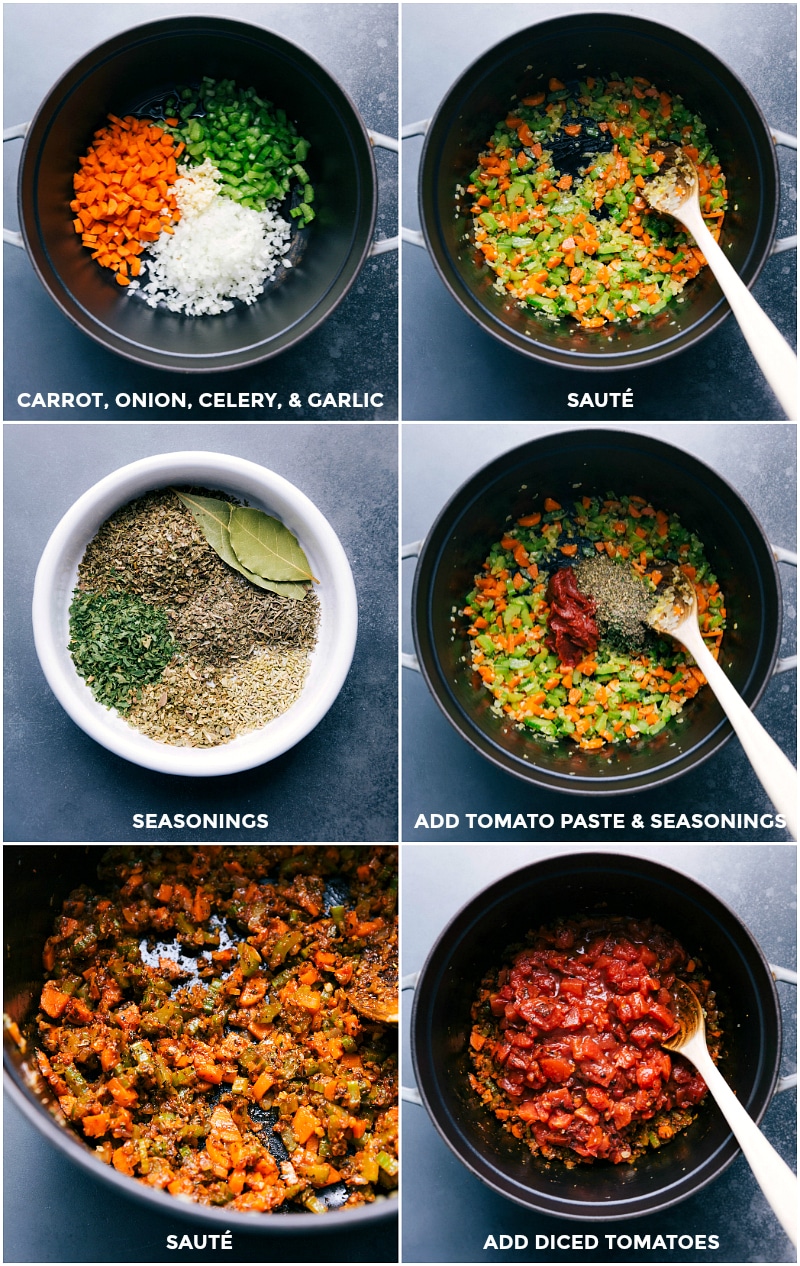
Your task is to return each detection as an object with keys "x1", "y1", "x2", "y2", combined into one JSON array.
[
  {"x1": 229, "y1": 505, "x2": 319, "y2": 584},
  {"x1": 173, "y1": 491, "x2": 242, "y2": 572},
  {"x1": 236, "y1": 564, "x2": 309, "y2": 601},
  {"x1": 174, "y1": 490, "x2": 312, "y2": 600}
]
